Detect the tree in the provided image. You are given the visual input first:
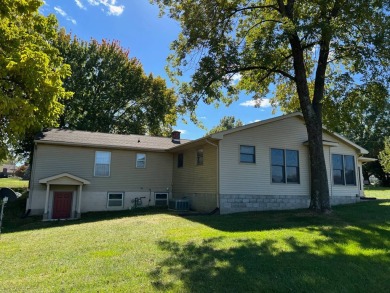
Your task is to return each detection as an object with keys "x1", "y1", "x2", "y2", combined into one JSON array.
[
  {"x1": 207, "y1": 116, "x2": 244, "y2": 135},
  {"x1": 153, "y1": 0, "x2": 389, "y2": 212},
  {"x1": 379, "y1": 137, "x2": 390, "y2": 175},
  {"x1": 0, "y1": 0, "x2": 72, "y2": 160},
  {"x1": 55, "y1": 31, "x2": 177, "y2": 136}
]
